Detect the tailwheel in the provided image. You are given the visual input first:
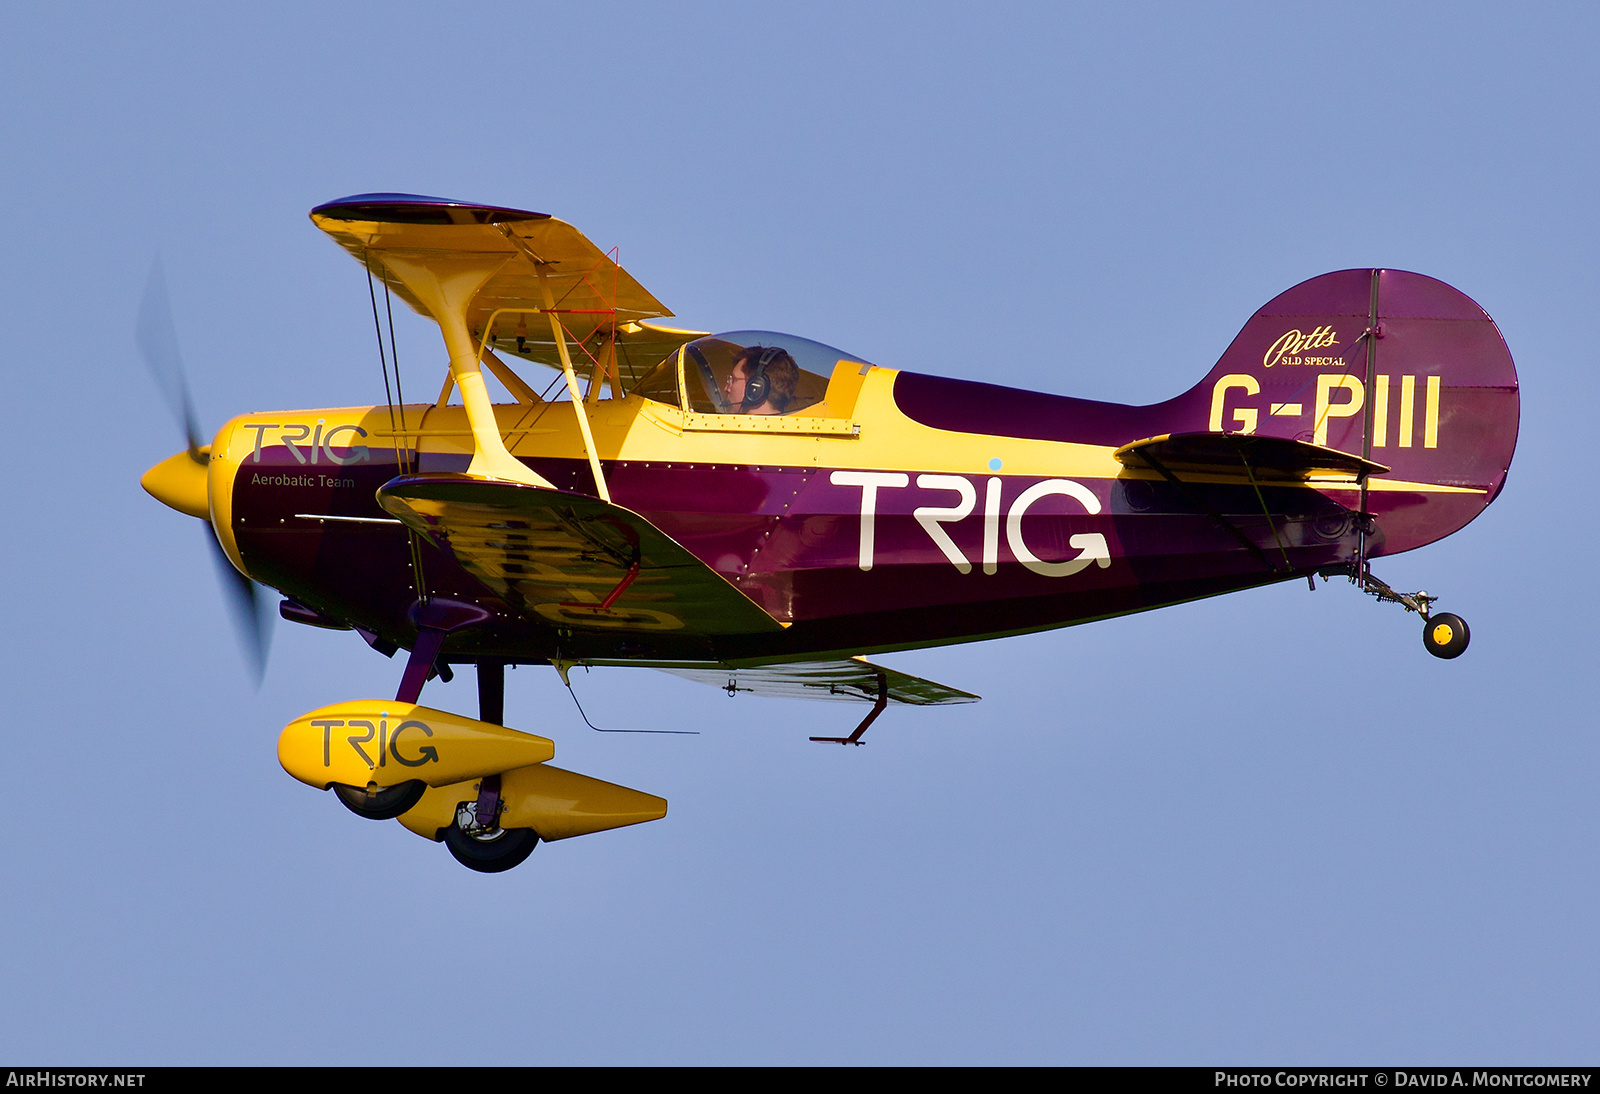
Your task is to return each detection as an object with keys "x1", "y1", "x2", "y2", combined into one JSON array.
[
  {"x1": 443, "y1": 801, "x2": 539, "y2": 873},
  {"x1": 333, "y1": 780, "x2": 427, "y2": 820},
  {"x1": 1422, "y1": 612, "x2": 1470, "y2": 659},
  {"x1": 1326, "y1": 563, "x2": 1472, "y2": 660}
]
